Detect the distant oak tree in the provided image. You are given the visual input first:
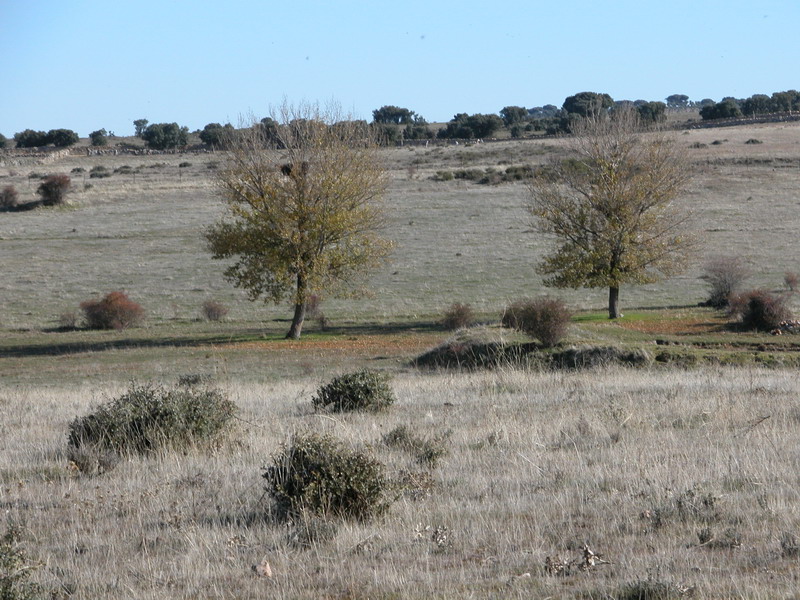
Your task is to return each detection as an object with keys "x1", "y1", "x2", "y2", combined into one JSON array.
[
  {"x1": 527, "y1": 108, "x2": 694, "y2": 319},
  {"x1": 205, "y1": 102, "x2": 393, "y2": 339}
]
